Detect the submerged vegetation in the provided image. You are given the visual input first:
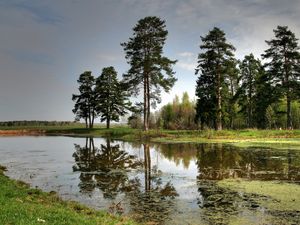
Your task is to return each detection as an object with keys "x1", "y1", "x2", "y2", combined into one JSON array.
[
  {"x1": 0, "y1": 166, "x2": 137, "y2": 225},
  {"x1": 218, "y1": 179, "x2": 300, "y2": 211}
]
